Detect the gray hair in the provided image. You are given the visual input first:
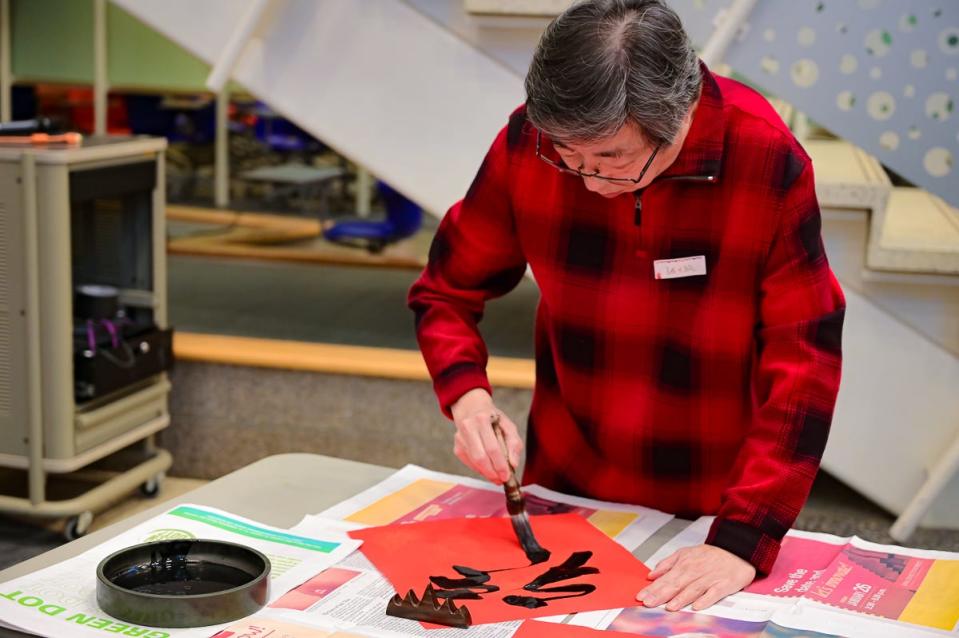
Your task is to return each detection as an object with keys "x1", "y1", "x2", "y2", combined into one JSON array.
[{"x1": 524, "y1": 0, "x2": 702, "y2": 147}]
